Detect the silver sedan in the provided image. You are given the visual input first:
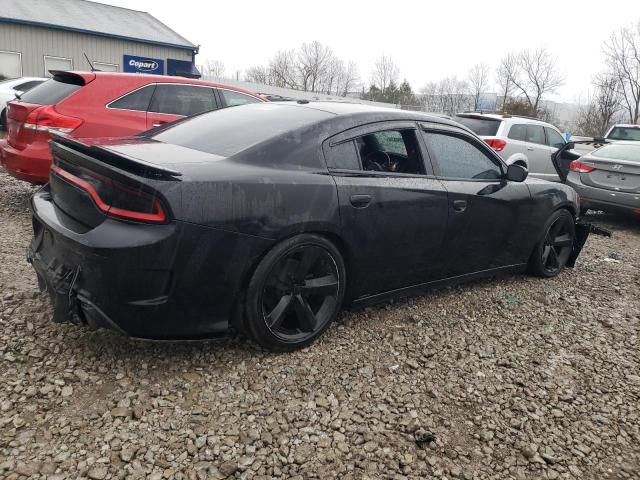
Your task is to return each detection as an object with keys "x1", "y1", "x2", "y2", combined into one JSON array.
[{"x1": 565, "y1": 141, "x2": 640, "y2": 215}]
